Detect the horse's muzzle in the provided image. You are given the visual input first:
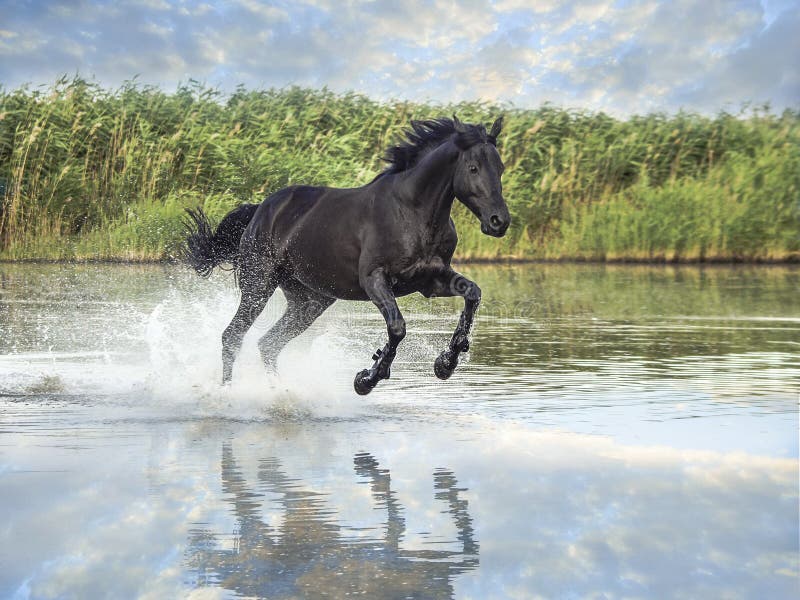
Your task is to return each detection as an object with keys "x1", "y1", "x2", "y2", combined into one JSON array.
[{"x1": 481, "y1": 213, "x2": 510, "y2": 237}]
